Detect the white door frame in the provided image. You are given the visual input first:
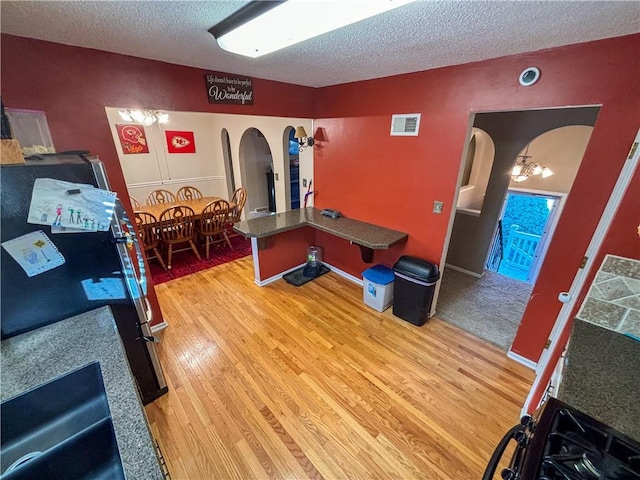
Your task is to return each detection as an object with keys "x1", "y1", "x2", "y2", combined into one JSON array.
[
  {"x1": 496, "y1": 187, "x2": 567, "y2": 284},
  {"x1": 522, "y1": 128, "x2": 640, "y2": 415}
]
